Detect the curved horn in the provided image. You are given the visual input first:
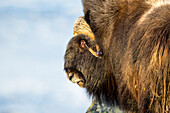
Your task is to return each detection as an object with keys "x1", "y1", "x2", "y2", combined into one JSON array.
[
  {"x1": 73, "y1": 16, "x2": 103, "y2": 58},
  {"x1": 73, "y1": 16, "x2": 95, "y2": 40}
]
